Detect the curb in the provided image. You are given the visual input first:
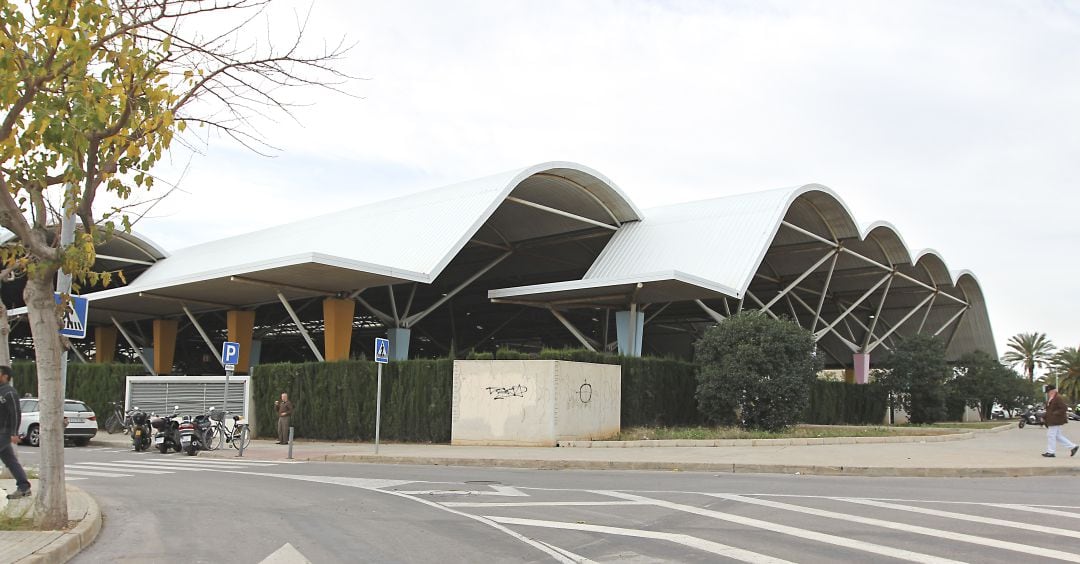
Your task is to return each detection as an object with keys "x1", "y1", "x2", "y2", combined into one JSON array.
[
  {"x1": 559, "y1": 431, "x2": 977, "y2": 448},
  {"x1": 309, "y1": 452, "x2": 1080, "y2": 478},
  {"x1": 13, "y1": 485, "x2": 101, "y2": 564}
]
